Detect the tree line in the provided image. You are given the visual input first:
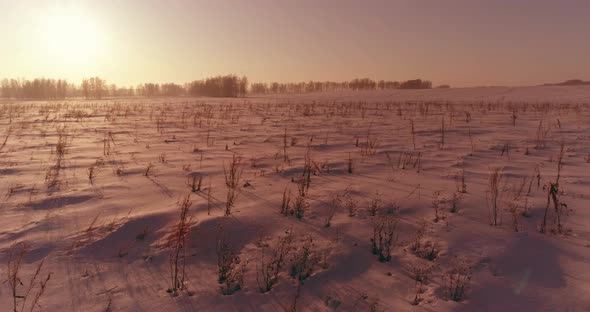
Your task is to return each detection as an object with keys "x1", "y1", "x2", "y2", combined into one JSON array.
[
  {"x1": 187, "y1": 75, "x2": 248, "y2": 97},
  {"x1": 0, "y1": 78, "x2": 69, "y2": 100},
  {"x1": 0, "y1": 77, "x2": 119, "y2": 100},
  {"x1": 1, "y1": 75, "x2": 439, "y2": 100},
  {"x1": 250, "y1": 78, "x2": 434, "y2": 94}
]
